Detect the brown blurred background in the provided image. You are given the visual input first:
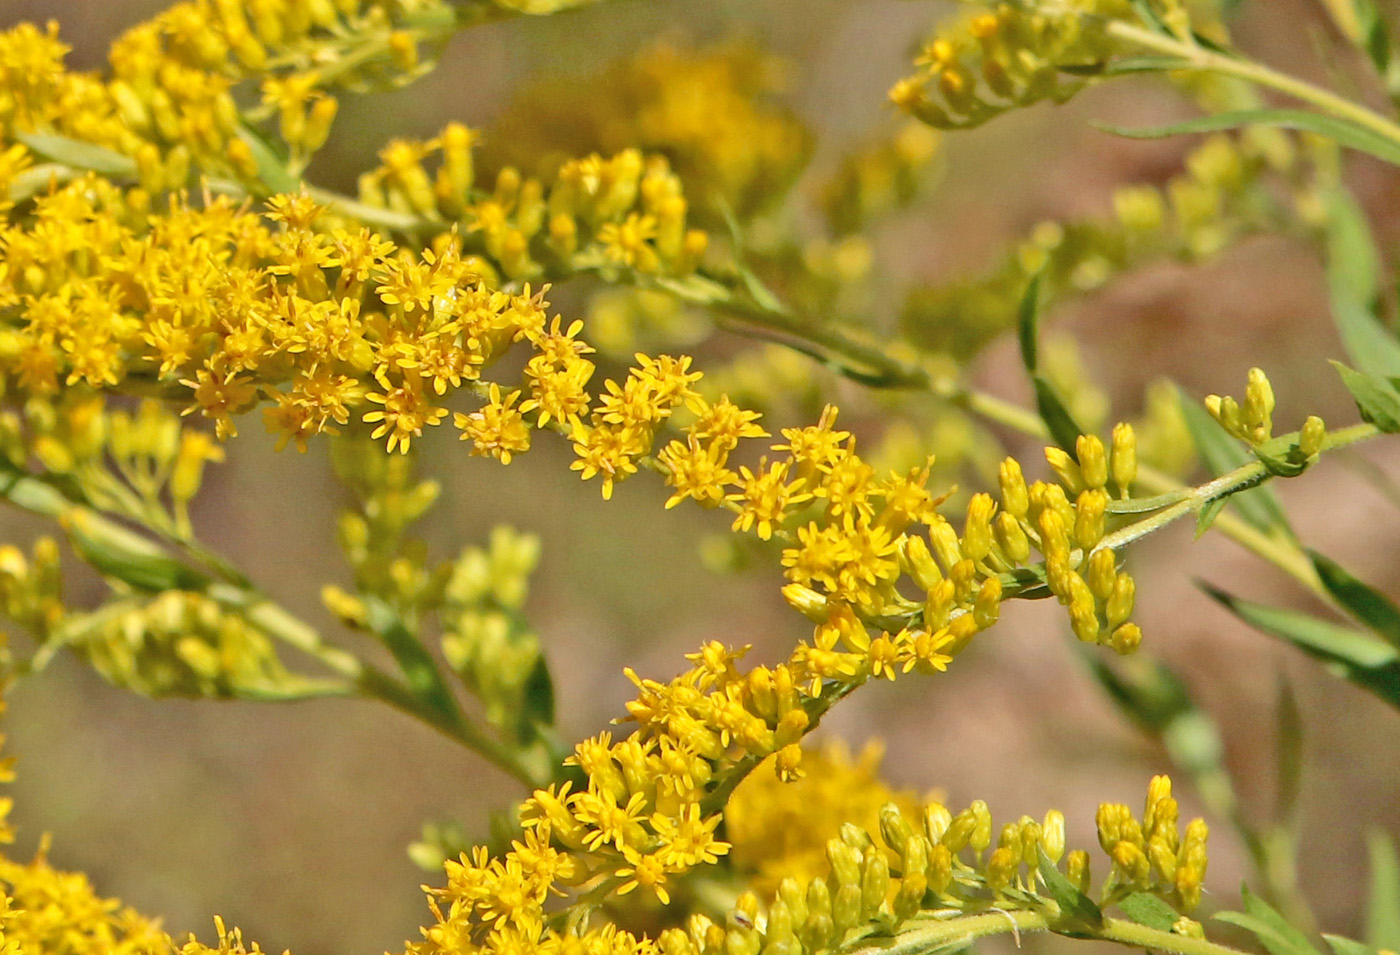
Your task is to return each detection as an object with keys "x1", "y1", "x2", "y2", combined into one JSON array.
[{"x1": 3, "y1": 1, "x2": 1399, "y2": 953}]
